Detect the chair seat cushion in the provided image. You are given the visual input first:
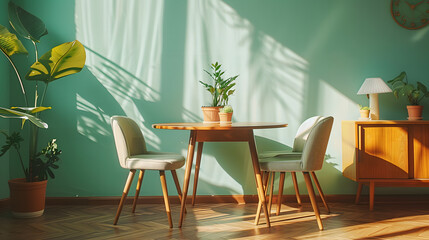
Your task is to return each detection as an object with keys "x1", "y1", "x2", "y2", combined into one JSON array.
[
  {"x1": 259, "y1": 155, "x2": 303, "y2": 172},
  {"x1": 126, "y1": 151, "x2": 185, "y2": 170},
  {"x1": 258, "y1": 150, "x2": 302, "y2": 159}
]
